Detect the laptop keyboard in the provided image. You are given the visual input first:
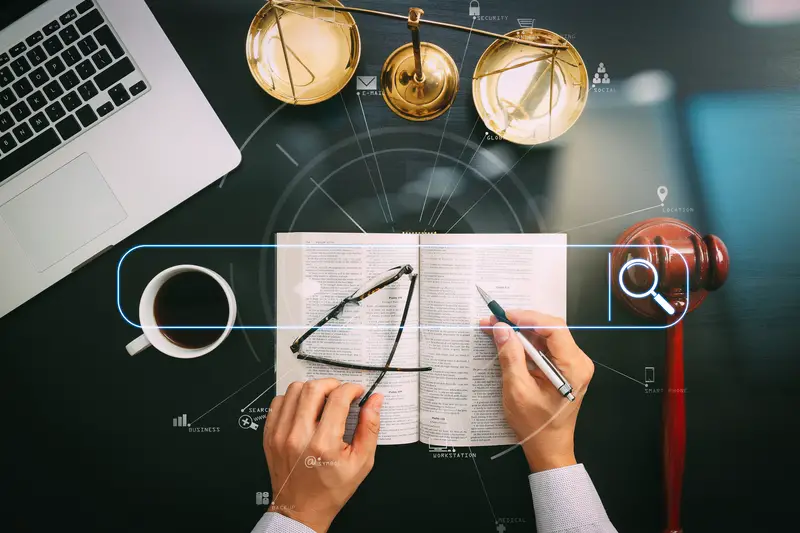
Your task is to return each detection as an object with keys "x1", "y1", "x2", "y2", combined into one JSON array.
[{"x1": 0, "y1": 0, "x2": 148, "y2": 186}]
